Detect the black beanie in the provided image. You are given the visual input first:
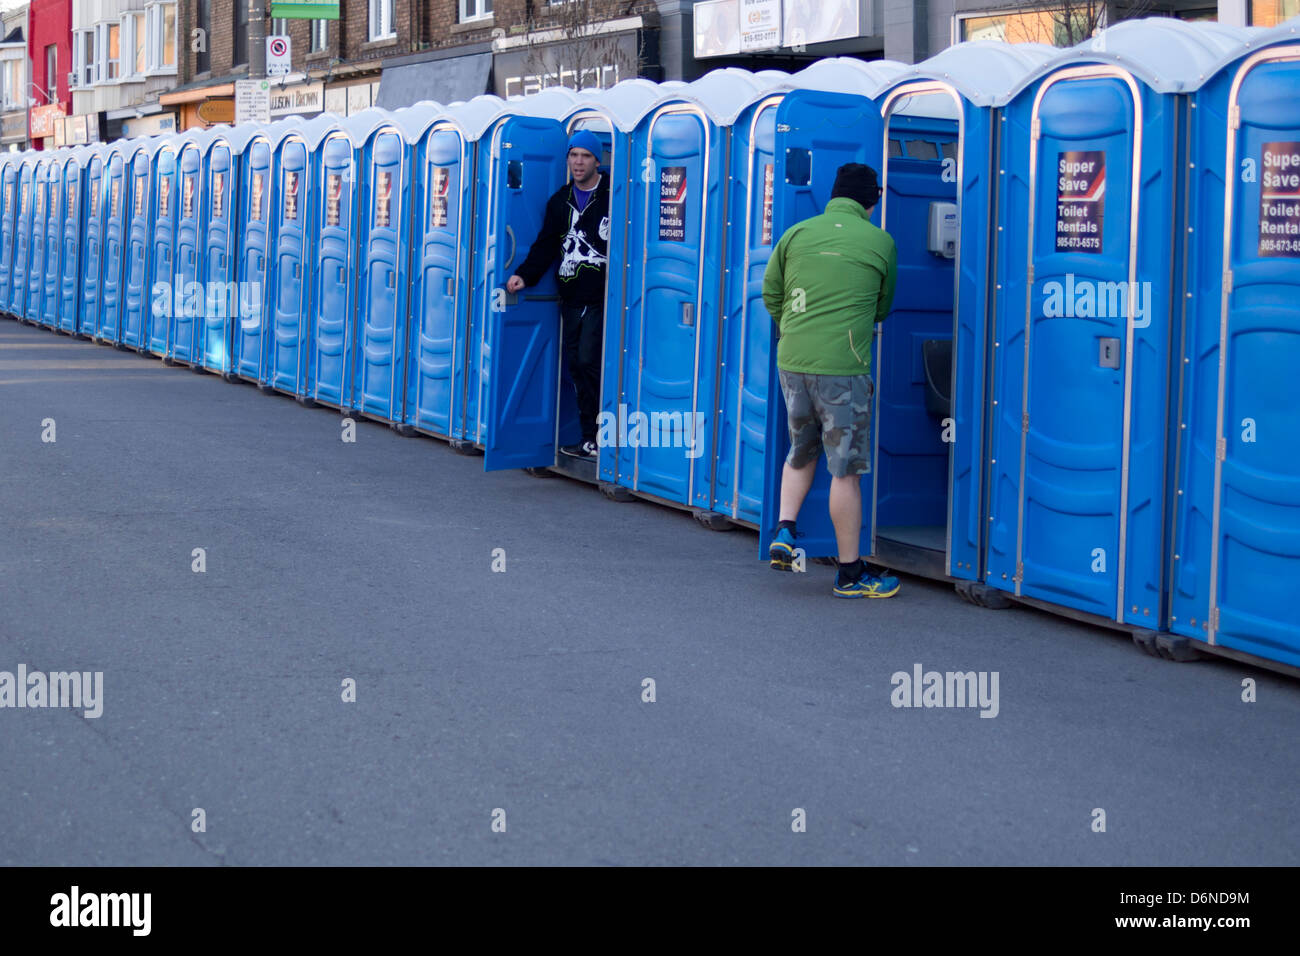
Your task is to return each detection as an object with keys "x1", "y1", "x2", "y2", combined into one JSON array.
[{"x1": 831, "y1": 163, "x2": 881, "y2": 210}]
